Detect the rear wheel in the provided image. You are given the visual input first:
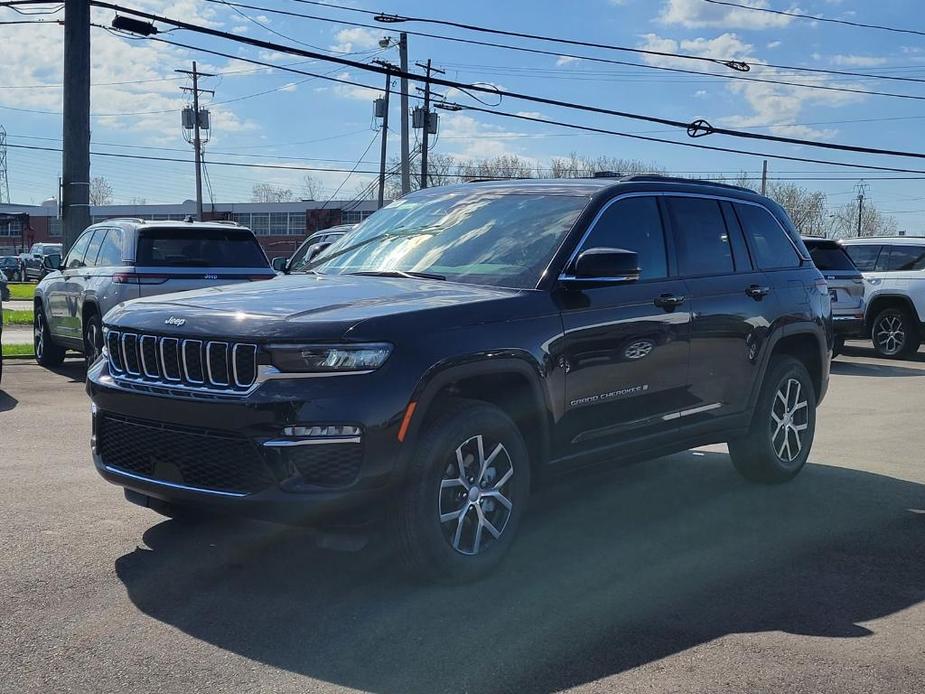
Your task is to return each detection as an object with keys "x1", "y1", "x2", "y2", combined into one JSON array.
[
  {"x1": 34, "y1": 304, "x2": 66, "y2": 367},
  {"x1": 729, "y1": 356, "x2": 816, "y2": 483},
  {"x1": 871, "y1": 307, "x2": 920, "y2": 359},
  {"x1": 393, "y1": 400, "x2": 530, "y2": 582}
]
